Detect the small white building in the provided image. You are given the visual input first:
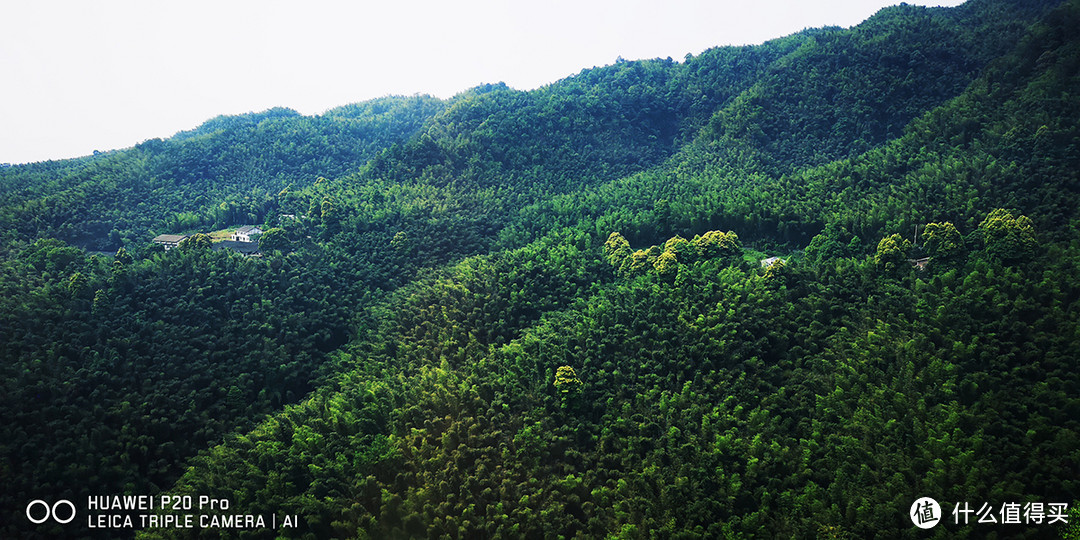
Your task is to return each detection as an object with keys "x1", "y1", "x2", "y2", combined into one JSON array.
[
  {"x1": 231, "y1": 226, "x2": 262, "y2": 243},
  {"x1": 153, "y1": 234, "x2": 188, "y2": 251}
]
